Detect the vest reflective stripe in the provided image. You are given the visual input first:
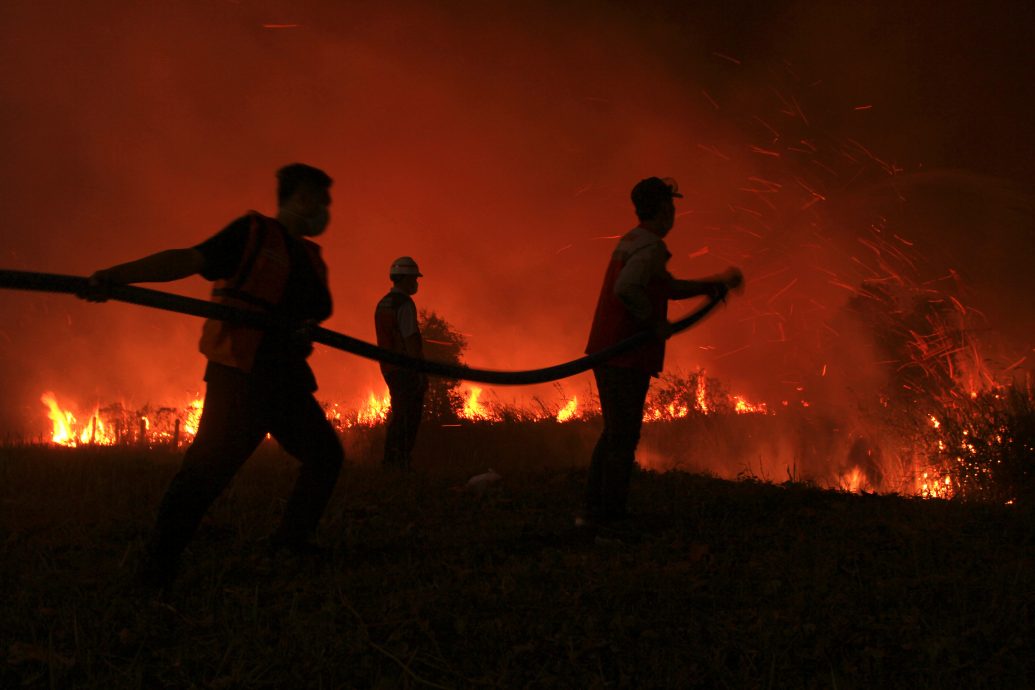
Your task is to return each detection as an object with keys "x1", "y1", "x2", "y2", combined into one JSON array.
[
  {"x1": 198, "y1": 212, "x2": 328, "y2": 372},
  {"x1": 375, "y1": 291, "x2": 422, "y2": 377},
  {"x1": 585, "y1": 244, "x2": 669, "y2": 375}
]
